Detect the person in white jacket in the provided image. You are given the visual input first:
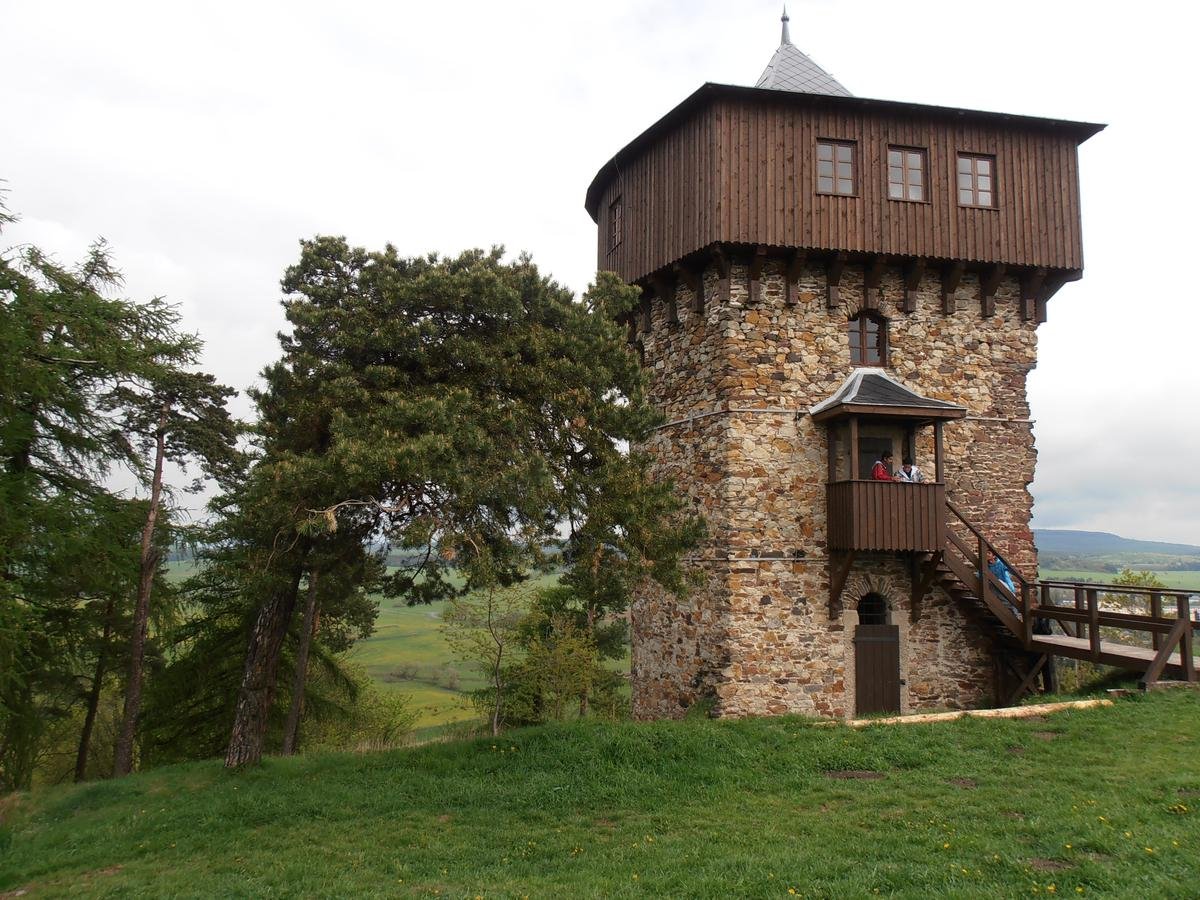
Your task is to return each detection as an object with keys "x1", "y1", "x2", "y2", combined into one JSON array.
[{"x1": 895, "y1": 456, "x2": 925, "y2": 483}]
